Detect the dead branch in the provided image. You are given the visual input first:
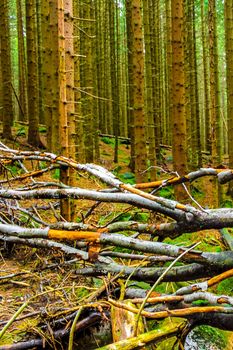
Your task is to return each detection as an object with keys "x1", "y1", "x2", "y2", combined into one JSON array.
[
  {"x1": 0, "y1": 312, "x2": 103, "y2": 350},
  {"x1": 1, "y1": 146, "x2": 233, "y2": 345}
]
